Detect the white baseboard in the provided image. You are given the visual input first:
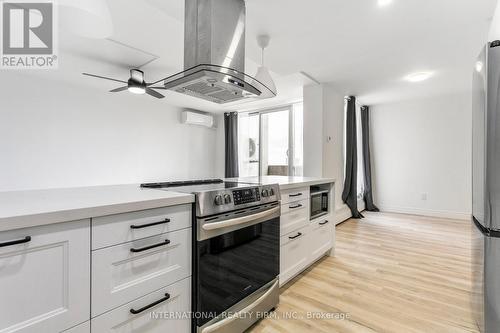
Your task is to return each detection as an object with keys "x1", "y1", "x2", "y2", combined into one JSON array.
[{"x1": 377, "y1": 205, "x2": 471, "y2": 221}]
